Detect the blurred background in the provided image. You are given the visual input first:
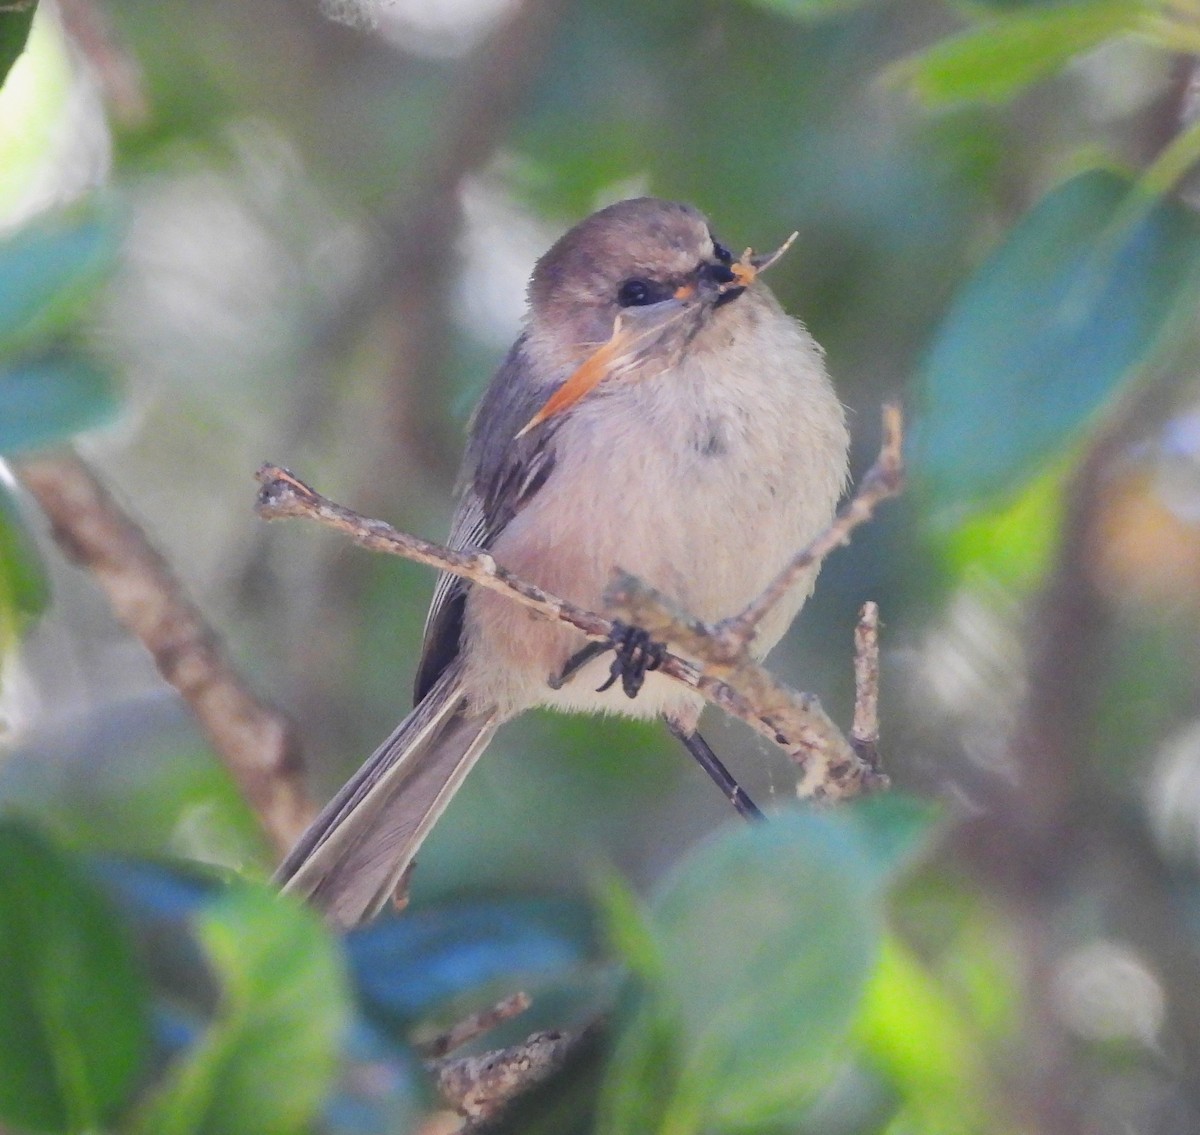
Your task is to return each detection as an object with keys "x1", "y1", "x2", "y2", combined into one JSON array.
[{"x1": 4, "y1": 0, "x2": 1200, "y2": 1131}]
